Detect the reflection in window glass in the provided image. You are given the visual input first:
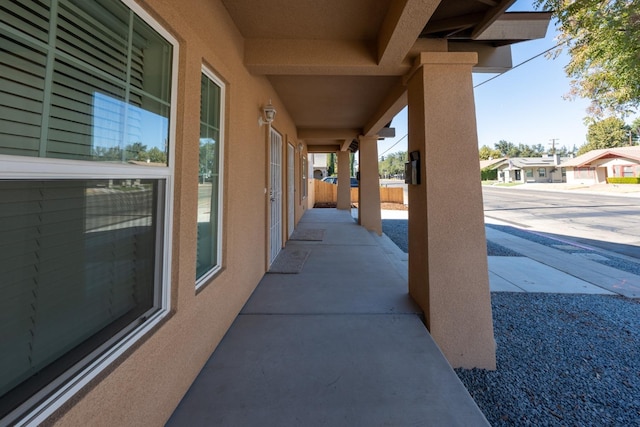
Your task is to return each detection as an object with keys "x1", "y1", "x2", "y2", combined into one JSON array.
[
  {"x1": 0, "y1": 0, "x2": 172, "y2": 164},
  {"x1": 0, "y1": 0, "x2": 174, "y2": 421},
  {"x1": 196, "y1": 71, "x2": 224, "y2": 282}
]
